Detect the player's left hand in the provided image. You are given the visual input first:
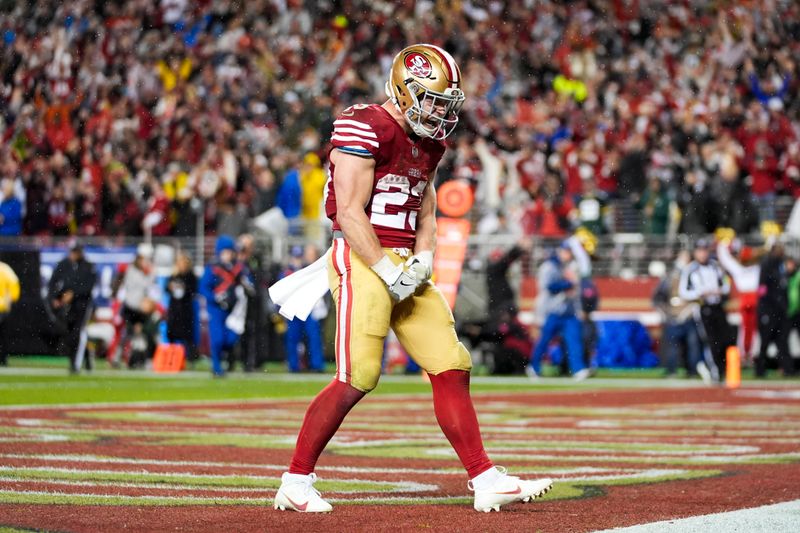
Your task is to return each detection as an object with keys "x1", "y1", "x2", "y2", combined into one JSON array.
[{"x1": 405, "y1": 251, "x2": 433, "y2": 284}]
